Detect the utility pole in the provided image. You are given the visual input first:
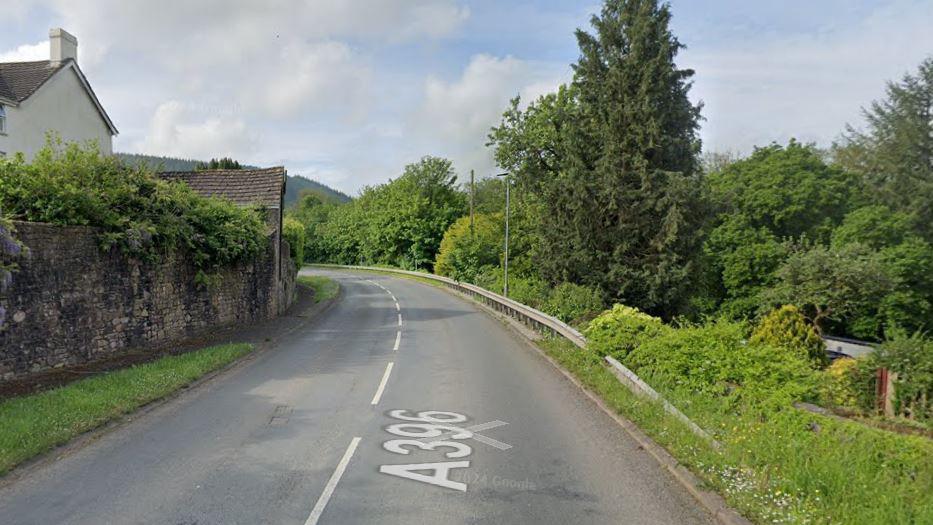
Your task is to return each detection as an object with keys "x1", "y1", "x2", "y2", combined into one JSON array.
[
  {"x1": 470, "y1": 169, "x2": 475, "y2": 239},
  {"x1": 496, "y1": 172, "x2": 510, "y2": 297}
]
